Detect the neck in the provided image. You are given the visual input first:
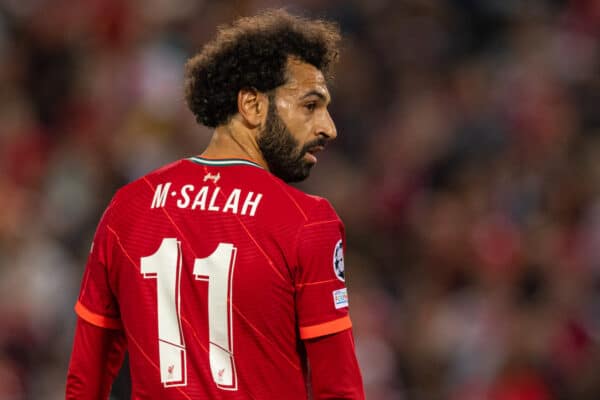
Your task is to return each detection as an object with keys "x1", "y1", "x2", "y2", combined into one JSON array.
[{"x1": 200, "y1": 119, "x2": 268, "y2": 169}]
